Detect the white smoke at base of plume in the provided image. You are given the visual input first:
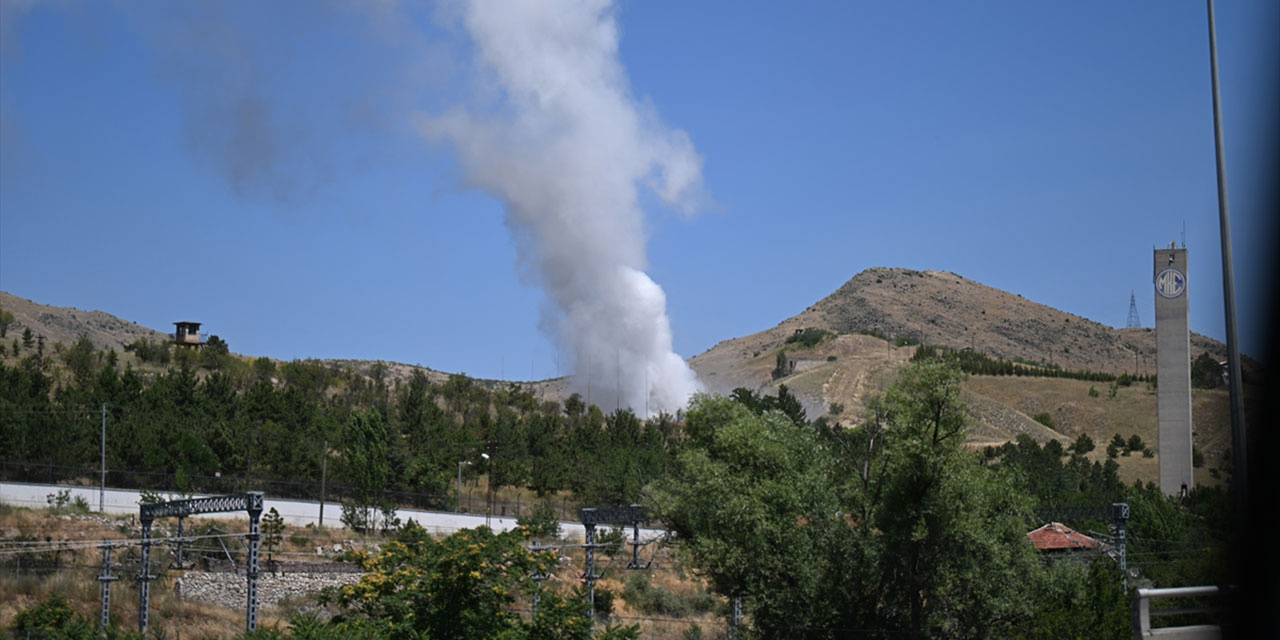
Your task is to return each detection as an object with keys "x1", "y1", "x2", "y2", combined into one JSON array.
[{"x1": 418, "y1": 0, "x2": 704, "y2": 417}]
